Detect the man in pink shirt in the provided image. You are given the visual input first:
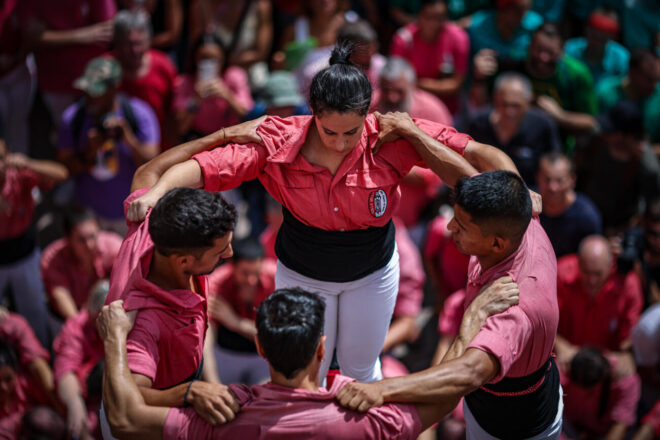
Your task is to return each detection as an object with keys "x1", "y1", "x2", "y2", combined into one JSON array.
[
  {"x1": 99, "y1": 284, "x2": 518, "y2": 439},
  {"x1": 41, "y1": 207, "x2": 122, "y2": 320},
  {"x1": 390, "y1": 0, "x2": 470, "y2": 114},
  {"x1": 338, "y1": 171, "x2": 563, "y2": 440},
  {"x1": 54, "y1": 280, "x2": 109, "y2": 440}
]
